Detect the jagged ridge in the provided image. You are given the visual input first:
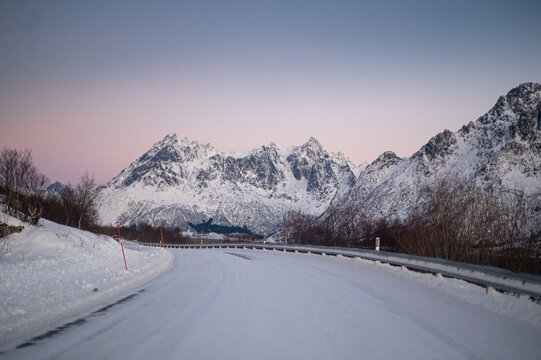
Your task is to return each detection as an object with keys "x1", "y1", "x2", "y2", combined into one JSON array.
[
  {"x1": 336, "y1": 82, "x2": 541, "y2": 229},
  {"x1": 97, "y1": 83, "x2": 541, "y2": 234},
  {"x1": 97, "y1": 135, "x2": 358, "y2": 234}
]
